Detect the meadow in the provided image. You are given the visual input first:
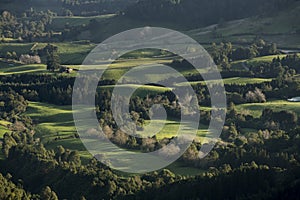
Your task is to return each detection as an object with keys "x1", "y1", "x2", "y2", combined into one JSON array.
[
  {"x1": 0, "y1": 62, "x2": 47, "y2": 75},
  {"x1": 186, "y1": 1, "x2": 300, "y2": 48},
  {"x1": 0, "y1": 42, "x2": 96, "y2": 65},
  {"x1": 24, "y1": 97, "x2": 299, "y2": 174},
  {"x1": 99, "y1": 84, "x2": 171, "y2": 97},
  {"x1": 236, "y1": 100, "x2": 300, "y2": 118},
  {"x1": 0, "y1": 120, "x2": 11, "y2": 139},
  {"x1": 50, "y1": 14, "x2": 116, "y2": 30},
  {"x1": 25, "y1": 101, "x2": 211, "y2": 149},
  {"x1": 176, "y1": 77, "x2": 272, "y2": 86},
  {"x1": 24, "y1": 101, "x2": 209, "y2": 175}
]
